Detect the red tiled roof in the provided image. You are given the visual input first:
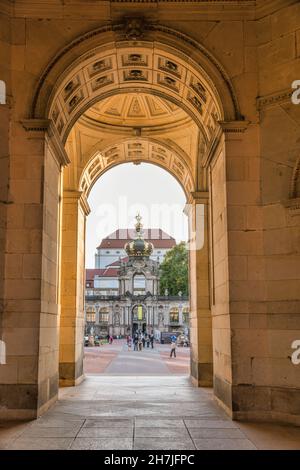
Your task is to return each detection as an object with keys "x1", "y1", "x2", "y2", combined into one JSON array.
[
  {"x1": 86, "y1": 269, "x2": 105, "y2": 281},
  {"x1": 97, "y1": 228, "x2": 176, "y2": 249},
  {"x1": 107, "y1": 256, "x2": 129, "y2": 266},
  {"x1": 85, "y1": 267, "x2": 119, "y2": 283}
]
